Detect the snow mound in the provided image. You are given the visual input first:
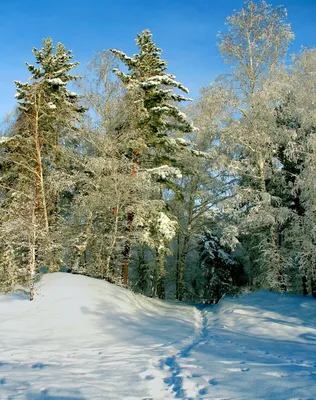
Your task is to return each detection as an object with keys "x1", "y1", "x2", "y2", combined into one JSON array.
[
  {"x1": 0, "y1": 274, "x2": 316, "y2": 399},
  {"x1": 0, "y1": 273, "x2": 198, "y2": 399}
]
